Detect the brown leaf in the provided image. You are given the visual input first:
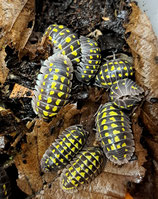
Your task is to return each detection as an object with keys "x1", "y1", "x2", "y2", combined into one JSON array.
[
  {"x1": 0, "y1": 48, "x2": 9, "y2": 84},
  {"x1": 9, "y1": 83, "x2": 34, "y2": 99},
  {"x1": 125, "y1": 3, "x2": 158, "y2": 139},
  {"x1": 125, "y1": 3, "x2": 158, "y2": 100},
  {"x1": 0, "y1": 0, "x2": 35, "y2": 84}
]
